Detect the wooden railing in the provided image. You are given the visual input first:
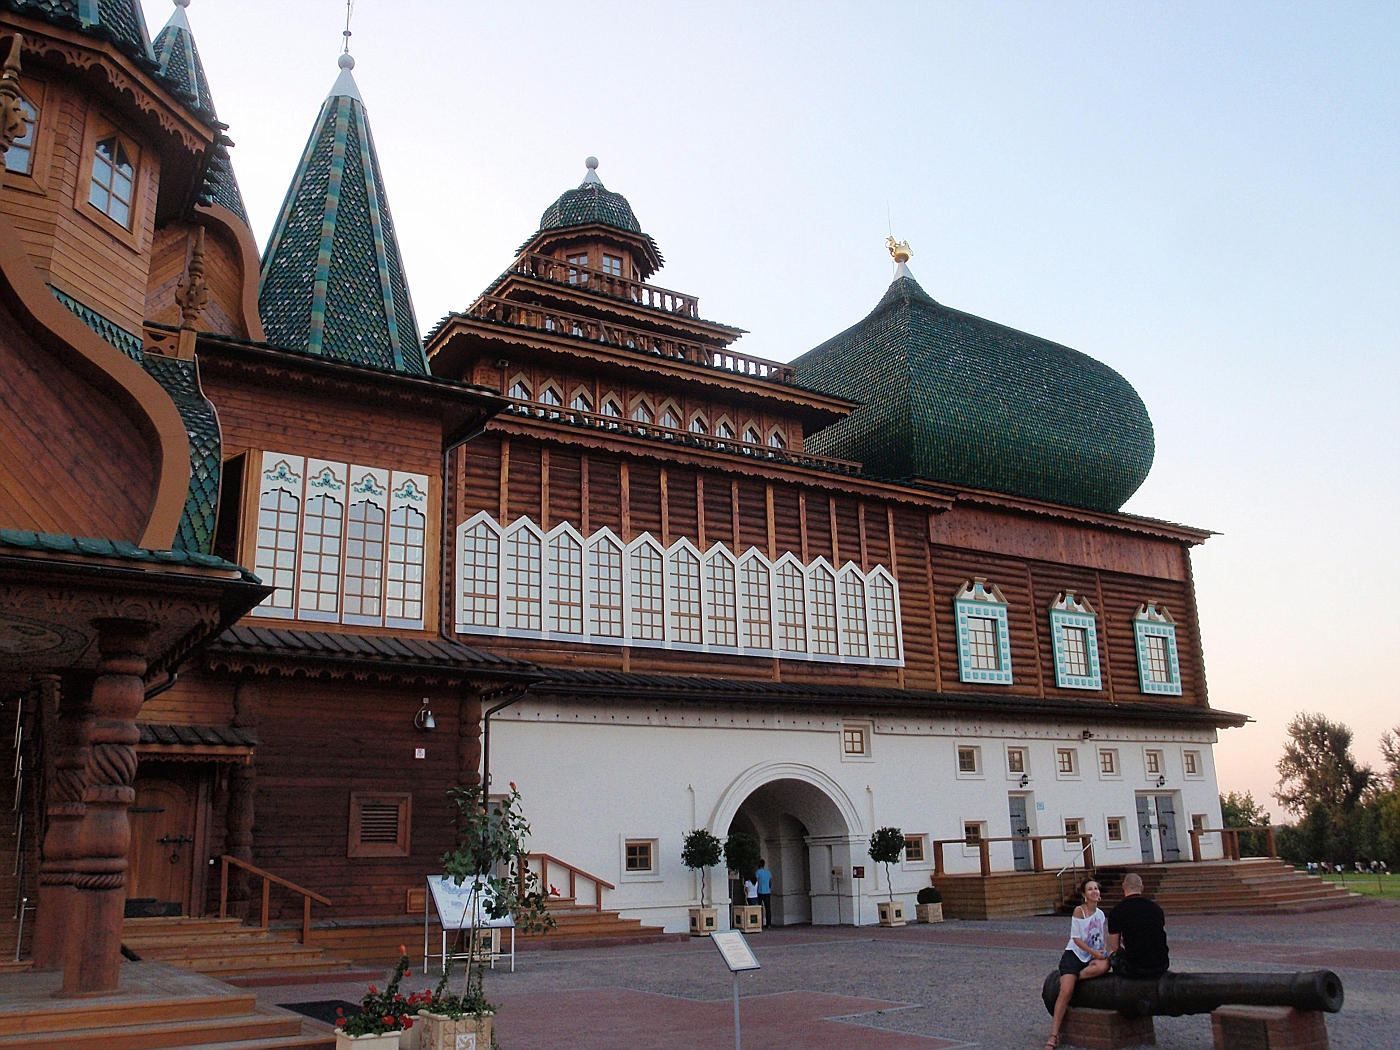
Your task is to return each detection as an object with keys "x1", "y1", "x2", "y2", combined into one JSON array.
[
  {"x1": 932, "y1": 834, "x2": 1095, "y2": 877},
  {"x1": 509, "y1": 252, "x2": 701, "y2": 319},
  {"x1": 525, "y1": 852, "x2": 614, "y2": 911},
  {"x1": 218, "y1": 855, "x2": 331, "y2": 945},
  {"x1": 467, "y1": 295, "x2": 796, "y2": 384},
  {"x1": 1190, "y1": 825, "x2": 1279, "y2": 862},
  {"x1": 503, "y1": 399, "x2": 863, "y2": 475}
]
